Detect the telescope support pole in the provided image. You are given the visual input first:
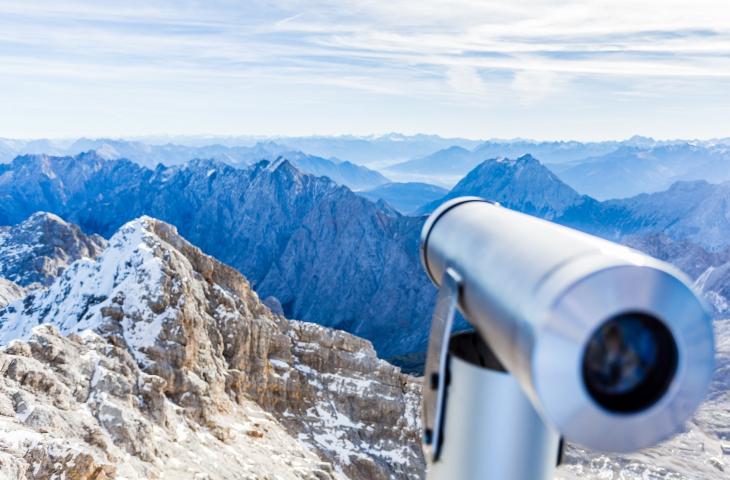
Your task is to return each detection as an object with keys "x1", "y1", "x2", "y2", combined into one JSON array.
[
  {"x1": 427, "y1": 332, "x2": 562, "y2": 480},
  {"x1": 422, "y1": 265, "x2": 562, "y2": 479}
]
